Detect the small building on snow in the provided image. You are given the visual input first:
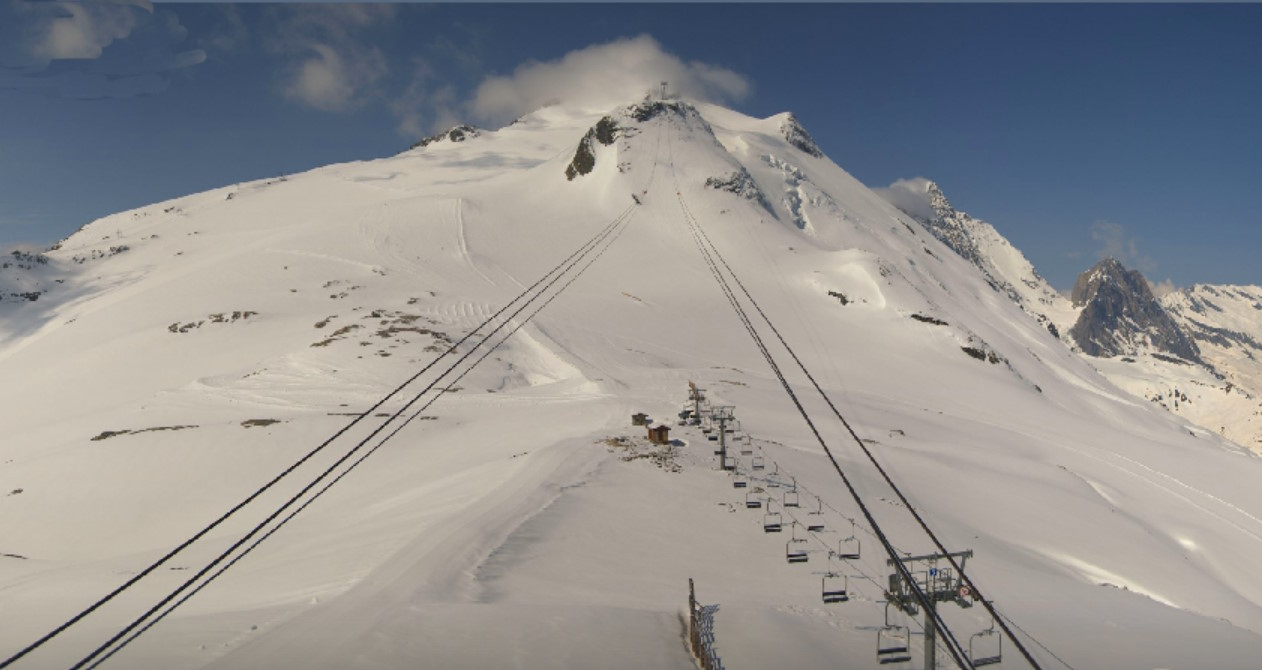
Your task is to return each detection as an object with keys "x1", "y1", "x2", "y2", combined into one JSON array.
[{"x1": 647, "y1": 424, "x2": 671, "y2": 445}]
